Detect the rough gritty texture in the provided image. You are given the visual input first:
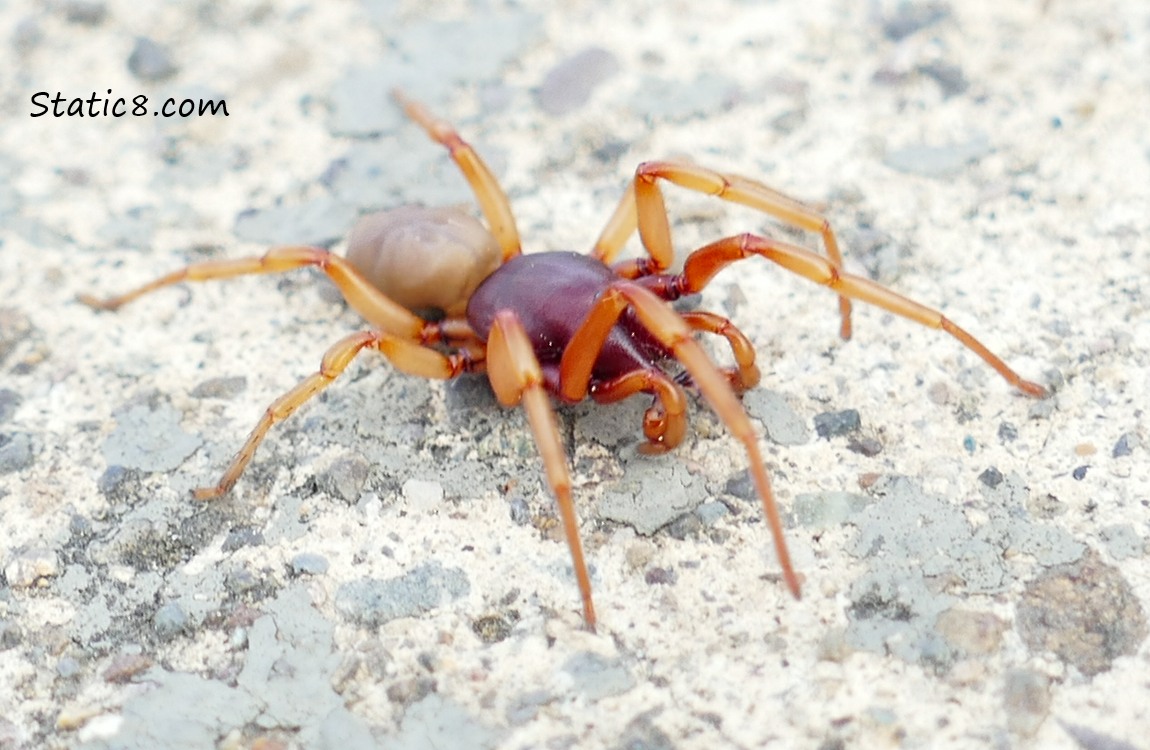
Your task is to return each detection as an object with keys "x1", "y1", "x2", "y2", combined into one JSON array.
[{"x1": 2, "y1": 1, "x2": 1149, "y2": 749}]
